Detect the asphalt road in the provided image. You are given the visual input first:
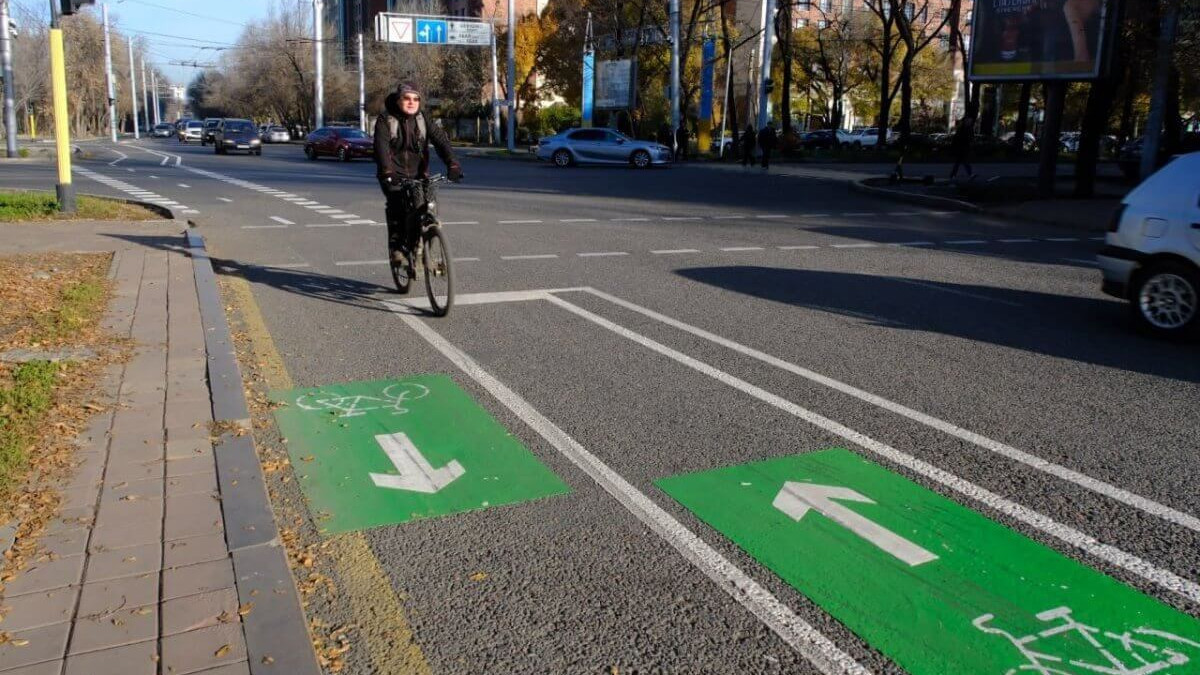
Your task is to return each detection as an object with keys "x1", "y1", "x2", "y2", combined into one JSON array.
[{"x1": 5, "y1": 139, "x2": 1198, "y2": 674}]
